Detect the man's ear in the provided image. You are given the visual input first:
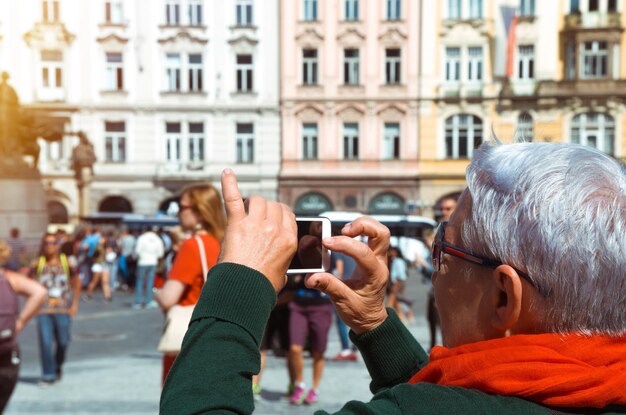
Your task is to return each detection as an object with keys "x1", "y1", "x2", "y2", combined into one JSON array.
[{"x1": 490, "y1": 265, "x2": 523, "y2": 333}]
